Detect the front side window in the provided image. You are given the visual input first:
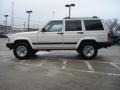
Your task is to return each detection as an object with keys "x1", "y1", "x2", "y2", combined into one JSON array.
[
  {"x1": 65, "y1": 20, "x2": 82, "y2": 31},
  {"x1": 44, "y1": 21, "x2": 63, "y2": 32},
  {"x1": 84, "y1": 20, "x2": 104, "y2": 31}
]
